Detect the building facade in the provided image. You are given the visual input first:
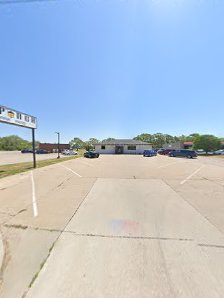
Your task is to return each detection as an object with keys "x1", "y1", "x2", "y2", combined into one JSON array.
[
  {"x1": 163, "y1": 141, "x2": 193, "y2": 150},
  {"x1": 95, "y1": 139, "x2": 152, "y2": 154},
  {"x1": 39, "y1": 143, "x2": 70, "y2": 153}
]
